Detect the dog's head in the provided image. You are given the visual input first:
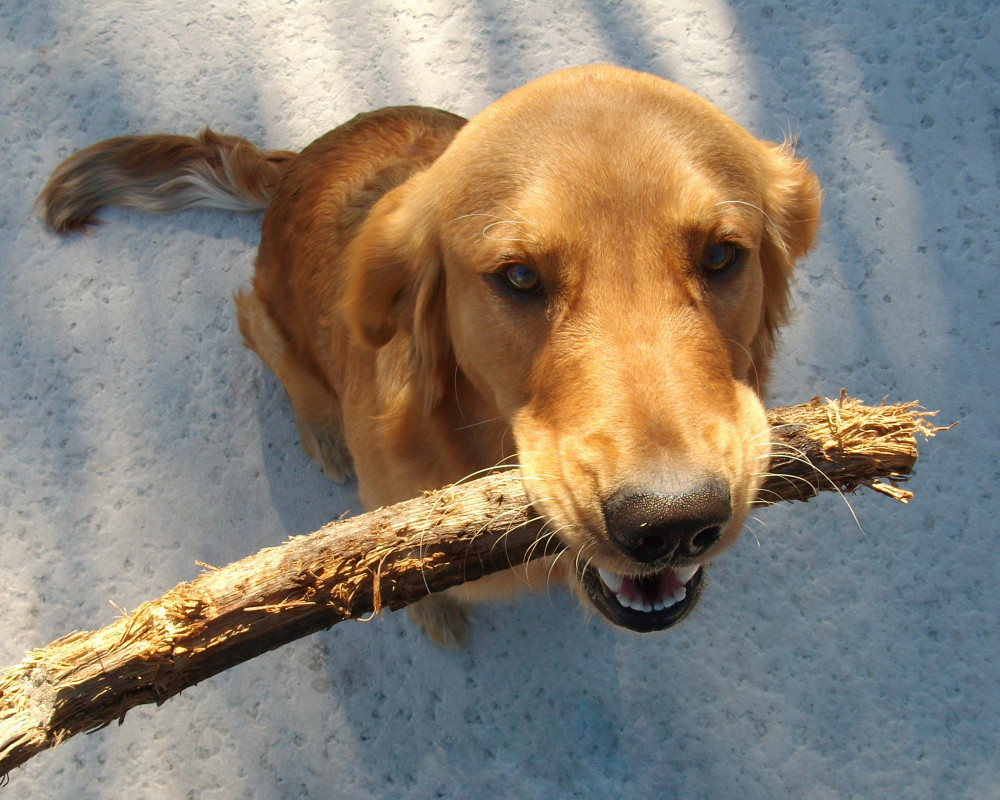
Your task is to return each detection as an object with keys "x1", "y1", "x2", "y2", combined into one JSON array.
[{"x1": 343, "y1": 66, "x2": 821, "y2": 632}]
